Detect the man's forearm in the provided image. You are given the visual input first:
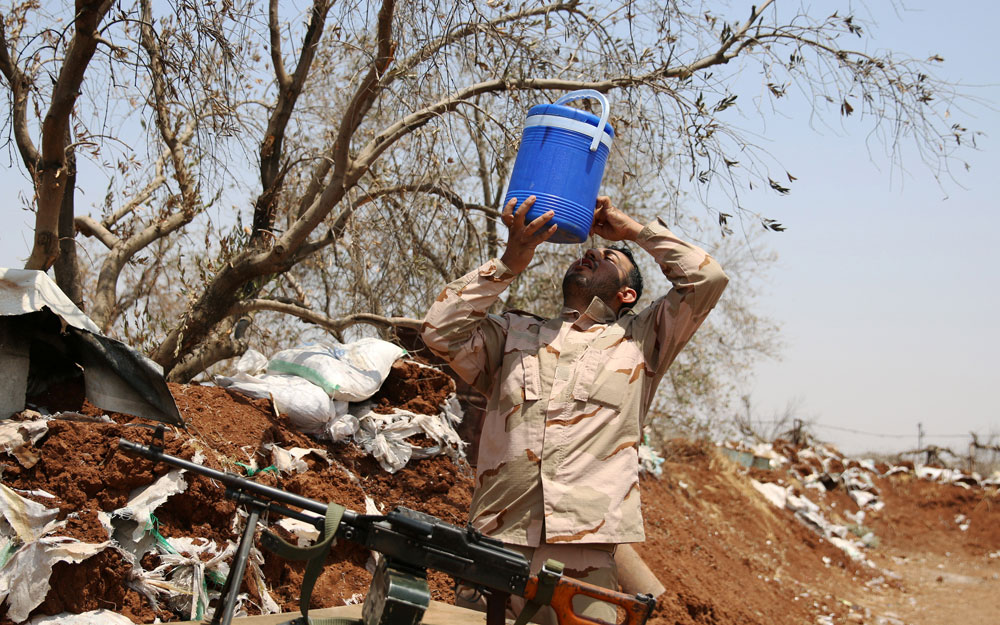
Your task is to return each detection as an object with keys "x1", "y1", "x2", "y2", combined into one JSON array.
[
  {"x1": 420, "y1": 258, "x2": 514, "y2": 392},
  {"x1": 634, "y1": 218, "x2": 728, "y2": 308}
]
